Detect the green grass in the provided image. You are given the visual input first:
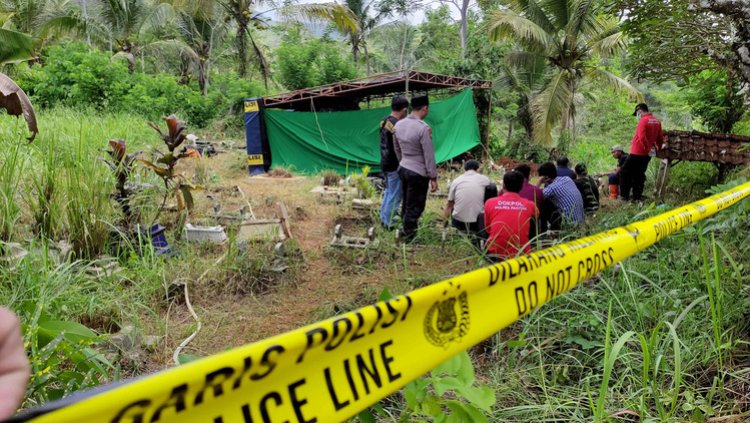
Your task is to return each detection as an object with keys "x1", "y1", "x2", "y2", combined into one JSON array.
[{"x1": 1, "y1": 109, "x2": 749, "y2": 421}]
